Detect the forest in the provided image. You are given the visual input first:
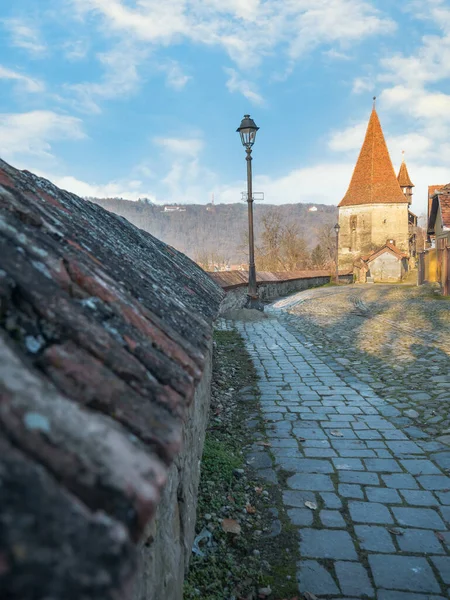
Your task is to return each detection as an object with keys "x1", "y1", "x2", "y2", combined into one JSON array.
[{"x1": 90, "y1": 197, "x2": 339, "y2": 271}]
